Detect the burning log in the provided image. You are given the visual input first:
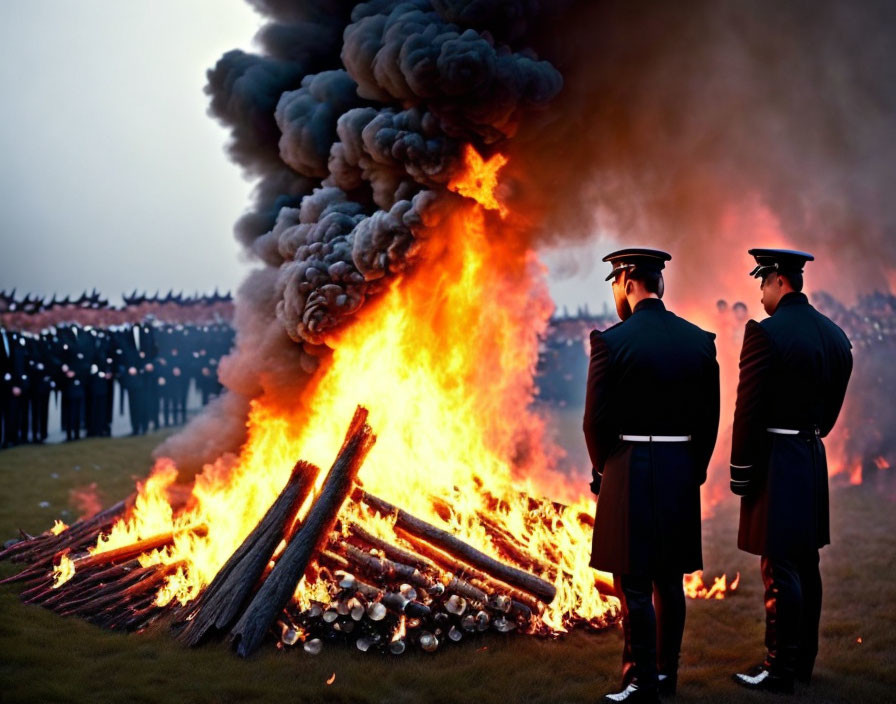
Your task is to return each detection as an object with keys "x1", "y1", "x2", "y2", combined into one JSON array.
[
  {"x1": 338, "y1": 542, "x2": 435, "y2": 591},
  {"x1": 358, "y1": 490, "x2": 557, "y2": 604},
  {"x1": 177, "y1": 459, "x2": 320, "y2": 646},
  {"x1": 0, "y1": 498, "x2": 131, "y2": 565},
  {"x1": 345, "y1": 522, "x2": 437, "y2": 572},
  {"x1": 342, "y1": 520, "x2": 537, "y2": 622},
  {"x1": 70, "y1": 524, "x2": 207, "y2": 572},
  {"x1": 474, "y1": 511, "x2": 554, "y2": 577},
  {"x1": 23, "y1": 561, "x2": 134, "y2": 606},
  {"x1": 230, "y1": 406, "x2": 375, "y2": 657},
  {"x1": 395, "y1": 527, "x2": 542, "y2": 621},
  {"x1": 55, "y1": 564, "x2": 166, "y2": 617}
]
